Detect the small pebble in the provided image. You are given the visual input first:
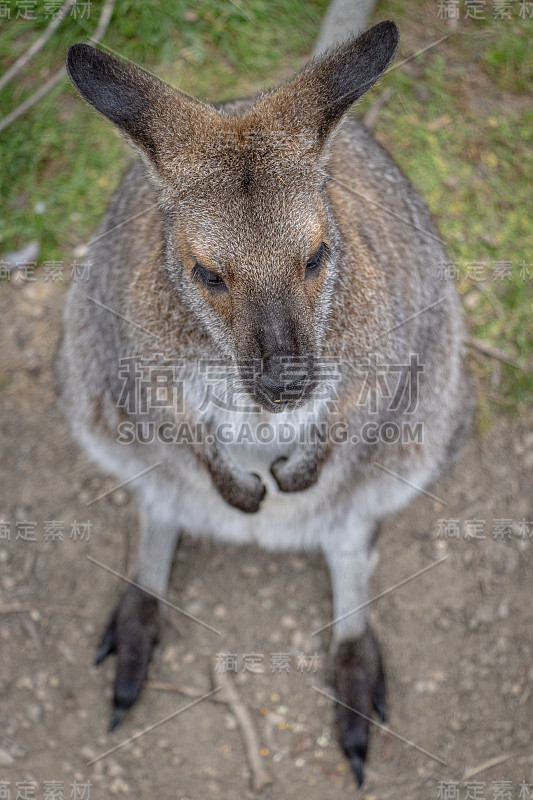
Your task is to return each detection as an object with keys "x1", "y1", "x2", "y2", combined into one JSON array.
[
  {"x1": 107, "y1": 760, "x2": 124, "y2": 777},
  {"x1": 27, "y1": 703, "x2": 42, "y2": 722},
  {"x1": 281, "y1": 615, "x2": 297, "y2": 629},
  {"x1": 0, "y1": 748, "x2": 14, "y2": 766},
  {"x1": 182, "y1": 651, "x2": 196, "y2": 665},
  {"x1": 414, "y1": 679, "x2": 437, "y2": 694},
  {"x1": 290, "y1": 557, "x2": 306, "y2": 571},
  {"x1": 468, "y1": 605, "x2": 494, "y2": 629},
  {"x1": 73, "y1": 243, "x2": 88, "y2": 258},
  {"x1": 109, "y1": 777, "x2": 130, "y2": 794},
  {"x1": 111, "y1": 489, "x2": 129, "y2": 506},
  {"x1": 241, "y1": 564, "x2": 260, "y2": 577}
]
